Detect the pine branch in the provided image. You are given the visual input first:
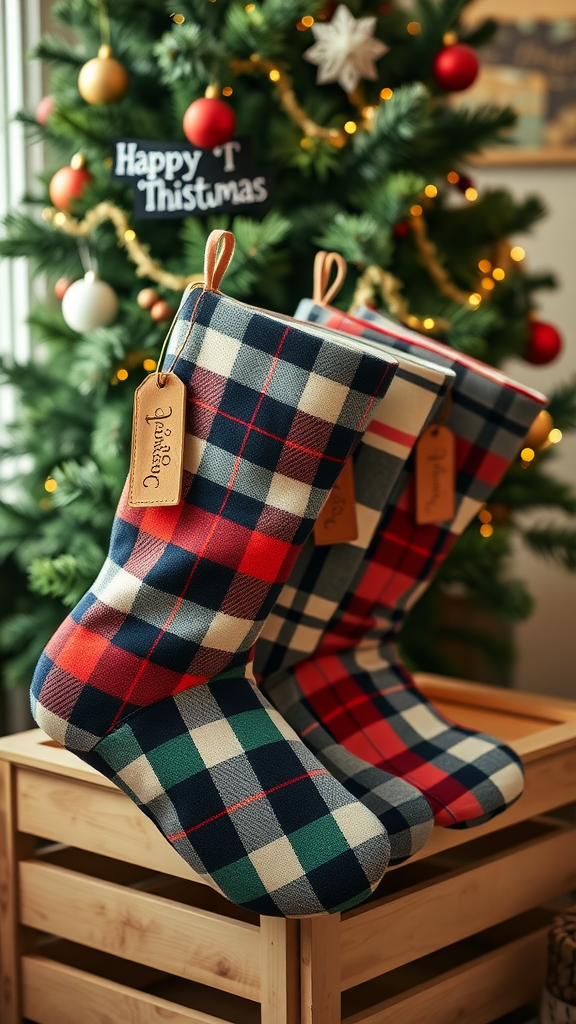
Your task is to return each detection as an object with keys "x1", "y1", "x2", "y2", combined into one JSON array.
[{"x1": 524, "y1": 525, "x2": 576, "y2": 572}]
